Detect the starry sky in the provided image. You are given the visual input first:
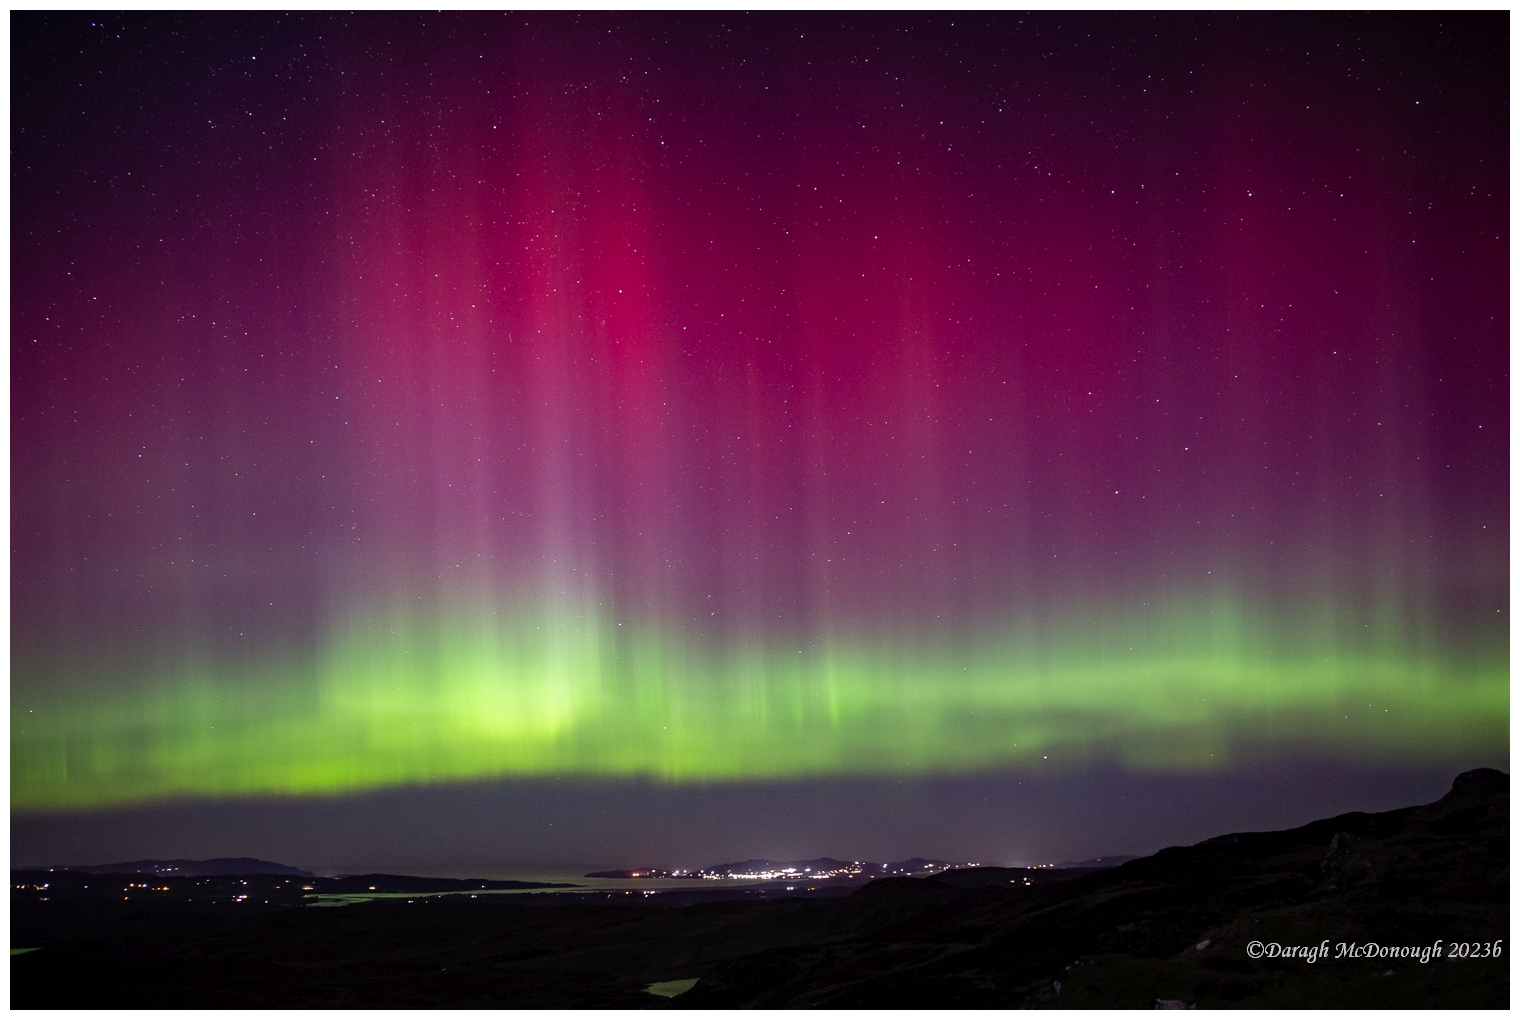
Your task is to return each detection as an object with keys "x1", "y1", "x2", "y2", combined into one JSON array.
[{"x1": 11, "y1": 13, "x2": 1508, "y2": 872}]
